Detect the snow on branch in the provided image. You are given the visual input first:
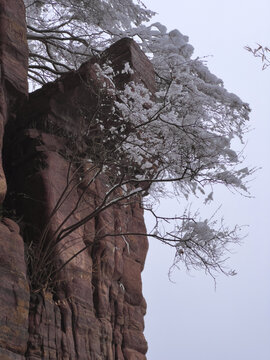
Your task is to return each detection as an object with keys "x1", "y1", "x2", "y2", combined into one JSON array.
[{"x1": 23, "y1": 0, "x2": 254, "y2": 285}]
